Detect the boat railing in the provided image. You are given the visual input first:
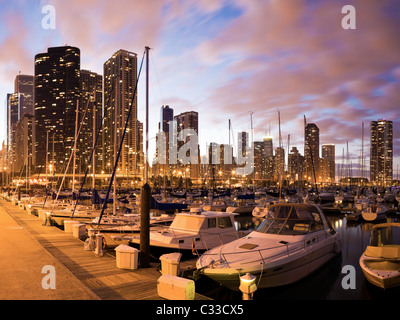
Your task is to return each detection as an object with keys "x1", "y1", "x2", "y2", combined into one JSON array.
[{"x1": 204, "y1": 232, "x2": 331, "y2": 269}]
